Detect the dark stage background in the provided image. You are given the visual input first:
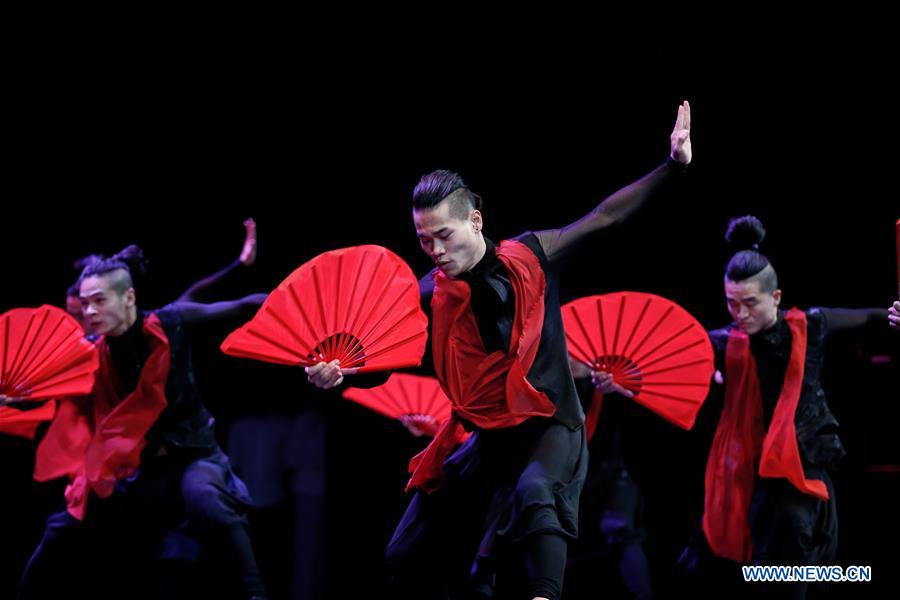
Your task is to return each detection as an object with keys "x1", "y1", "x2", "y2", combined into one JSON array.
[{"x1": 2, "y1": 26, "x2": 898, "y2": 599}]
